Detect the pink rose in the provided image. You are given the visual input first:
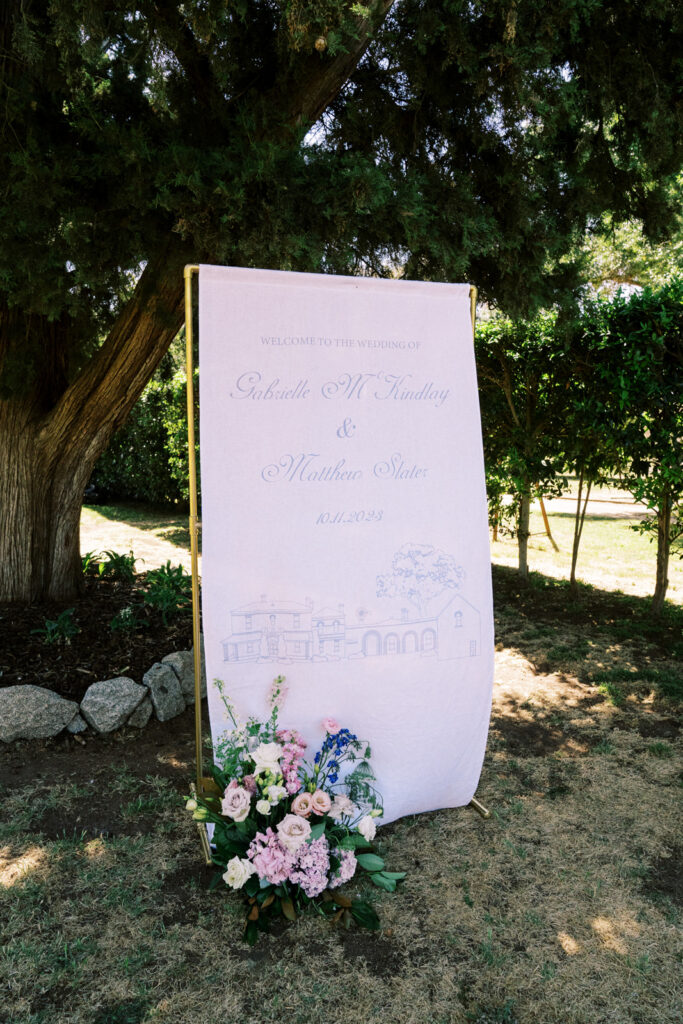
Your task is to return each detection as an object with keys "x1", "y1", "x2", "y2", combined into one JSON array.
[
  {"x1": 277, "y1": 813, "x2": 311, "y2": 853},
  {"x1": 221, "y1": 785, "x2": 251, "y2": 822},
  {"x1": 322, "y1": 717, "x2": 340, "y2": 735},
  {"x1": 329, "y1": 794, "x2": 357, "y2": 821},
  {"x1": 291, "y1": 792, "x2": 313, "y2": 818},
  {"x1": 311, "y1": 789, "x2": 332, "y2": 815}
]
